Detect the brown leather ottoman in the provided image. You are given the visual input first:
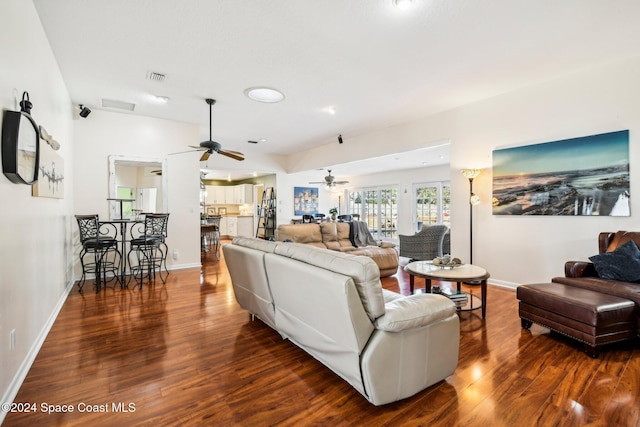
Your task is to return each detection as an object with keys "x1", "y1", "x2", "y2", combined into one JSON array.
[{"x1": 517, "y1": 283, "x2": 636, "y2": 357}]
